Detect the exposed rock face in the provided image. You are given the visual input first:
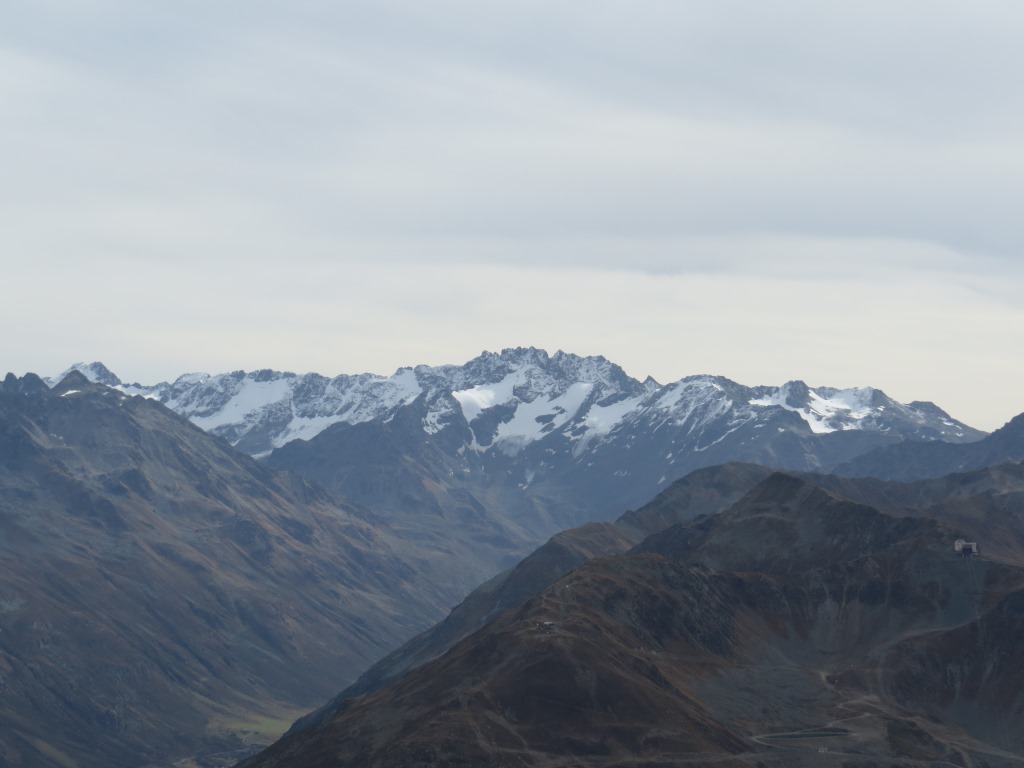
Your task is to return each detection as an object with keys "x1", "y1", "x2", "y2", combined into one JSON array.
[
  {"x1": 243, "y1": 471, "x2": 1024, "y2": 768},
  {"x1": 0, "y1": 375, "x2": 453, "y2": 768}
]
